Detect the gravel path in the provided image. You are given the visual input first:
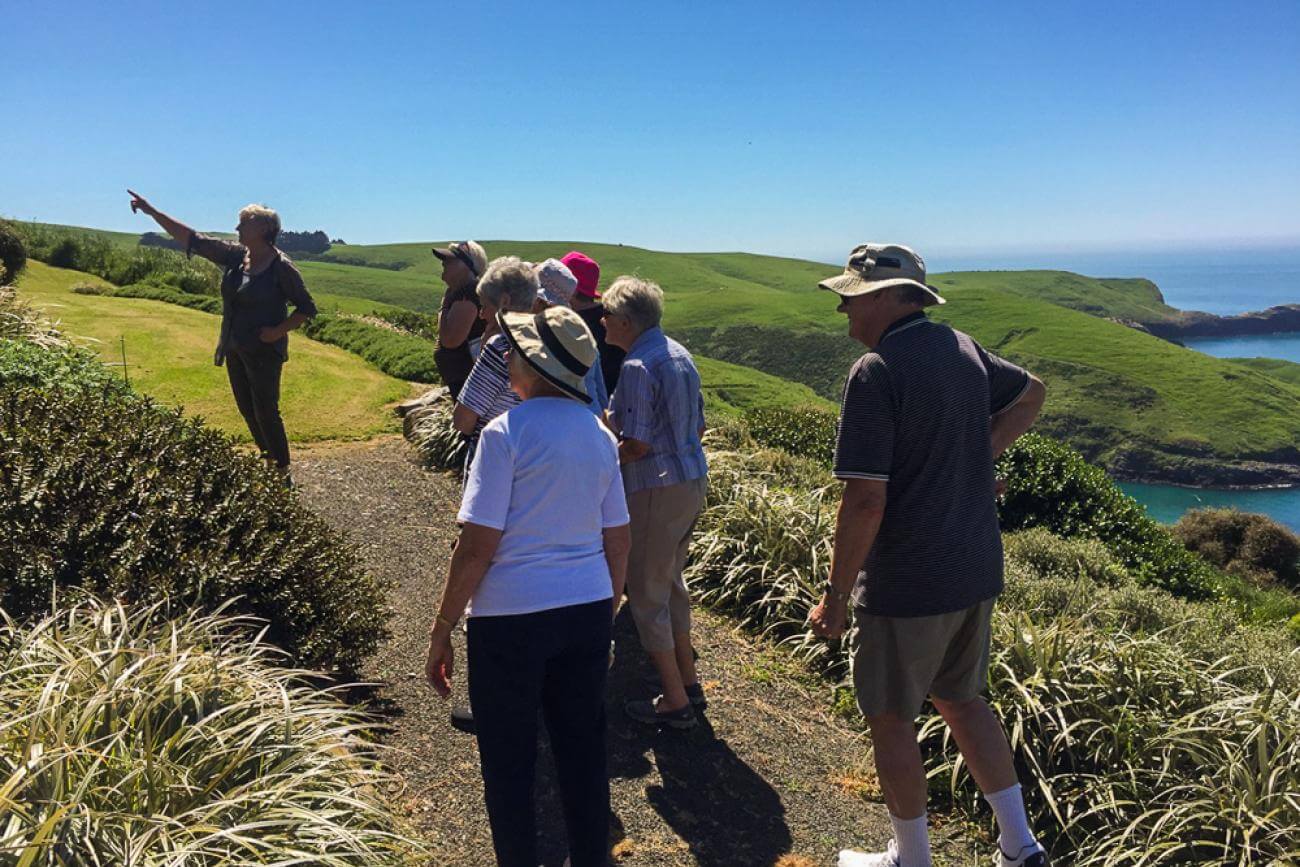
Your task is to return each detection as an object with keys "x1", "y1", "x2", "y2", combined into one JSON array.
[{"x1": 293, "y1": 437, "x2": 972, "y2": 867}]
